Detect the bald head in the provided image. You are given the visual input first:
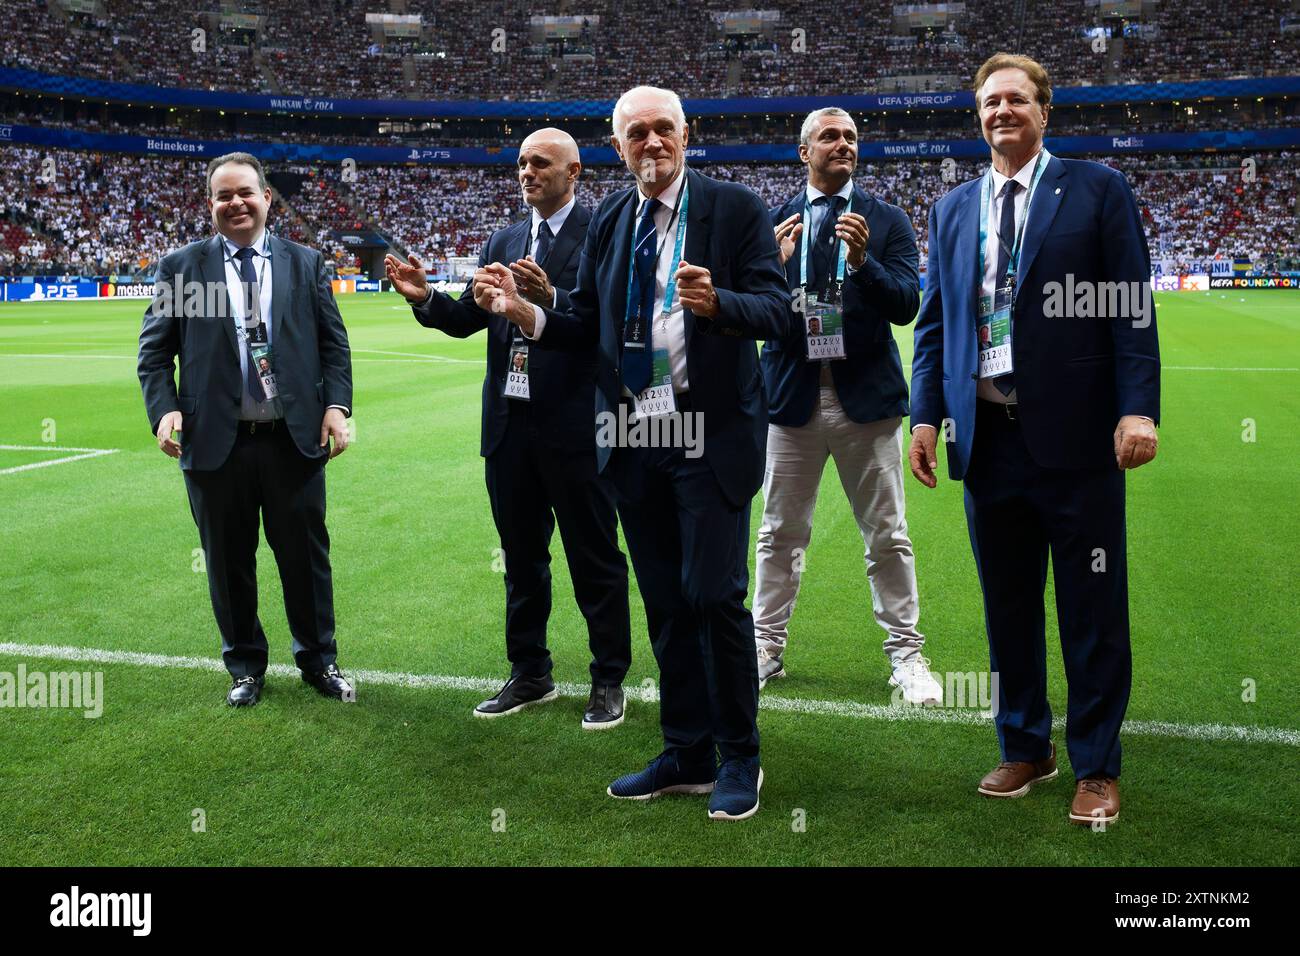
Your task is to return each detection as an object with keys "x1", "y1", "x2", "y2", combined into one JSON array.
[
  {"x1": 521, "y1": 127, "x2": 580, "y2": 164},
  {"x1": 517, "y1": 127, "x2": 582, "y2": 217}
]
